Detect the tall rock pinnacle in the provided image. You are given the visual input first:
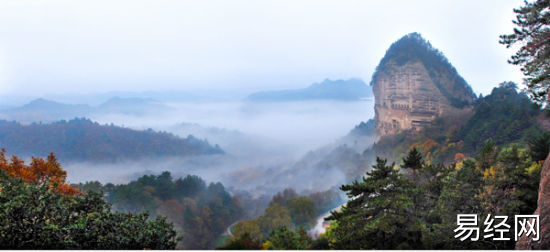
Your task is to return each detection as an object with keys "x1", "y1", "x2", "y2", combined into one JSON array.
[{"x1": 371, "y1": 33, "x2": 476, "y2": 137}]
